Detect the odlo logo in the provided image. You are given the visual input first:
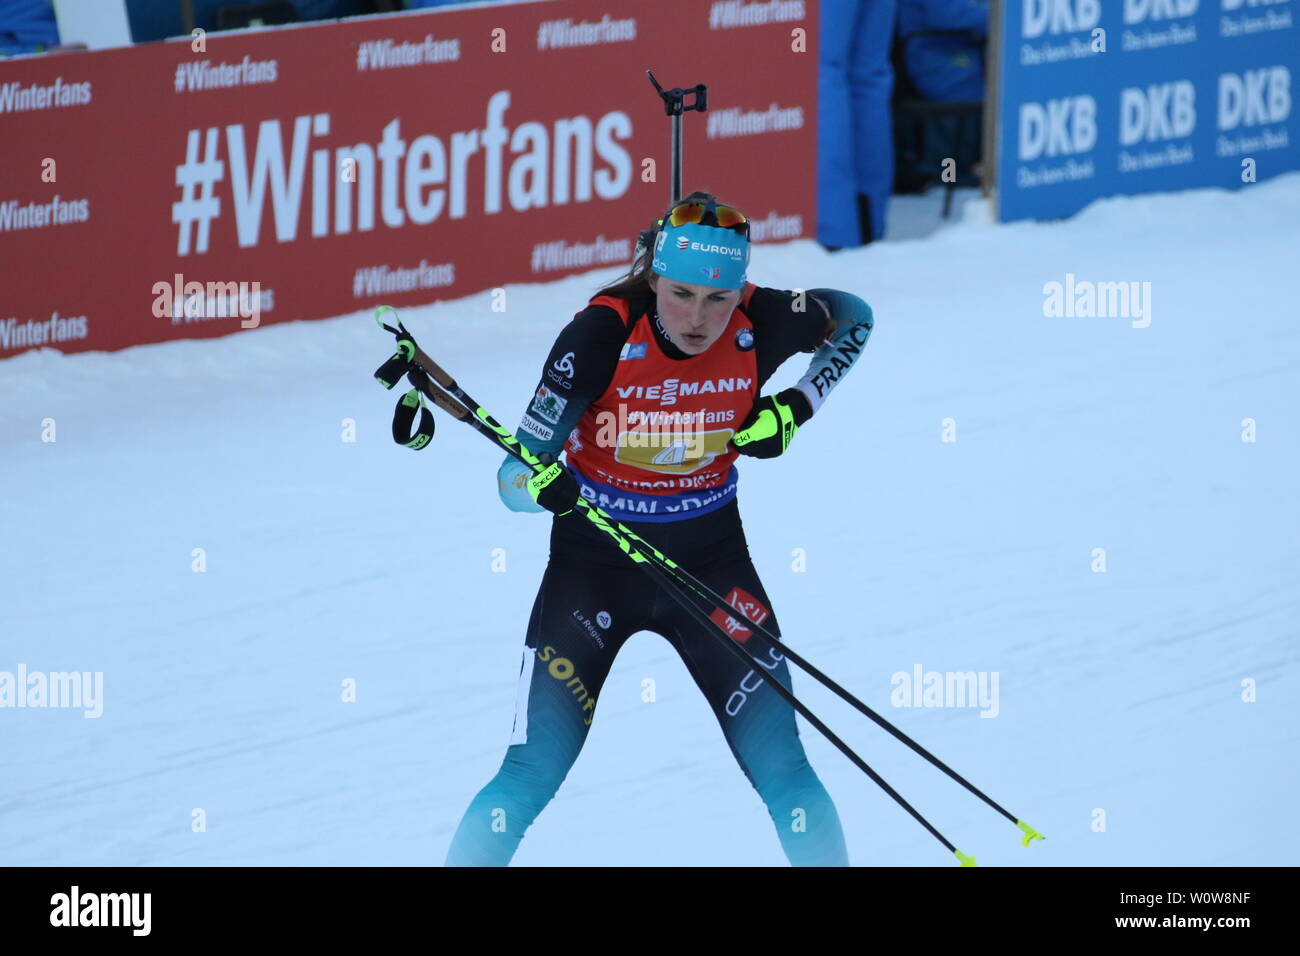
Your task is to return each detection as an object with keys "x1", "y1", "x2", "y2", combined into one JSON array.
[{"x1": 725, "y1": 646, "x2": 783, "y2": 717}]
